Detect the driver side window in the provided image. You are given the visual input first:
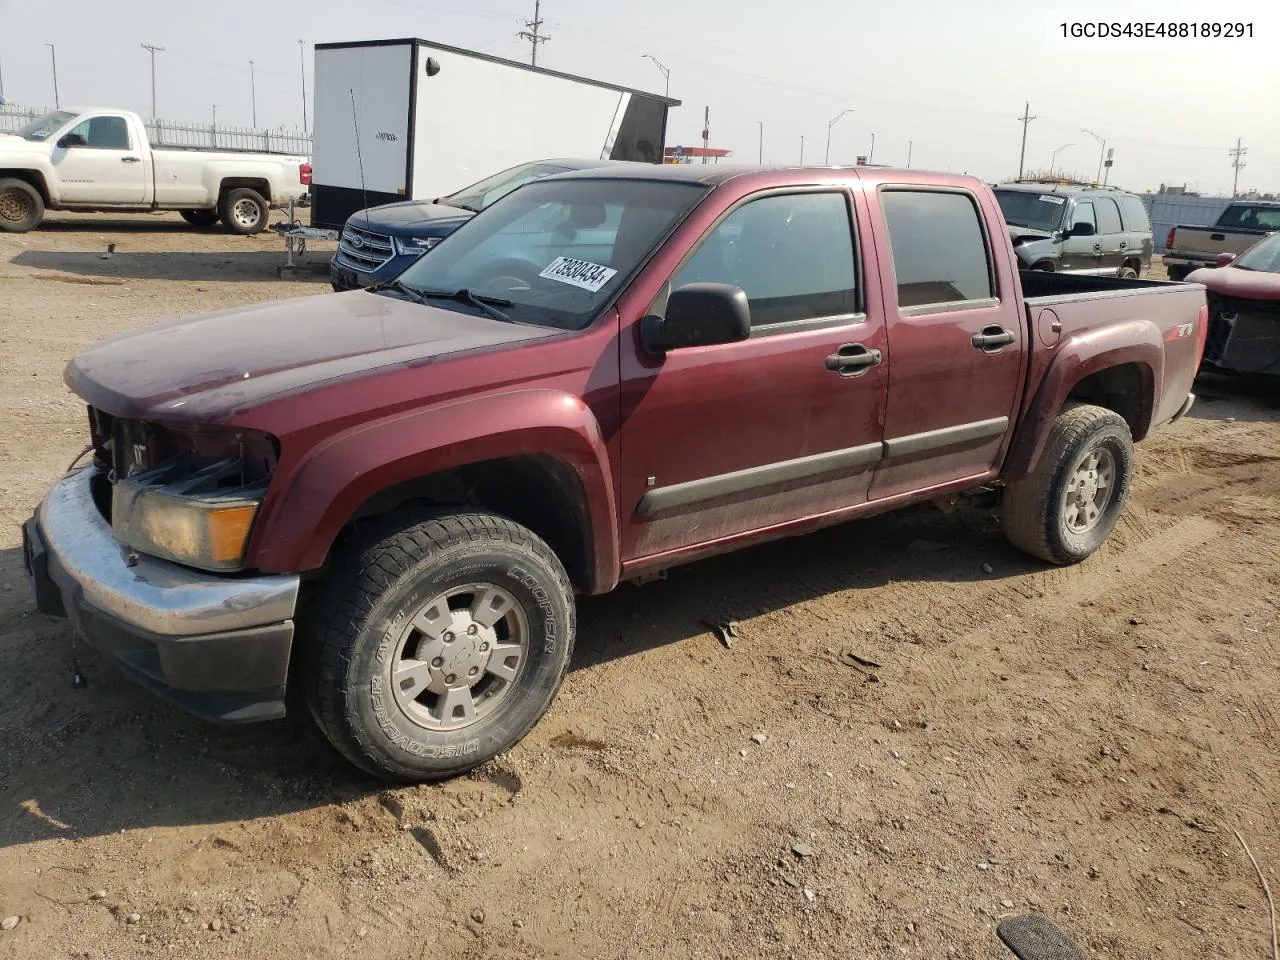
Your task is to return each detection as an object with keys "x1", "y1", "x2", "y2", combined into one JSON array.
[
  {"x1": 1072, "y1": 201, "x2": 1096, "y2": 232},
  {"x1": 670, "y1": 191, "x2": 858, "y2": 328},
  {"x1": 63, "y1": 116, "x2": 132, "y2": 150}
]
